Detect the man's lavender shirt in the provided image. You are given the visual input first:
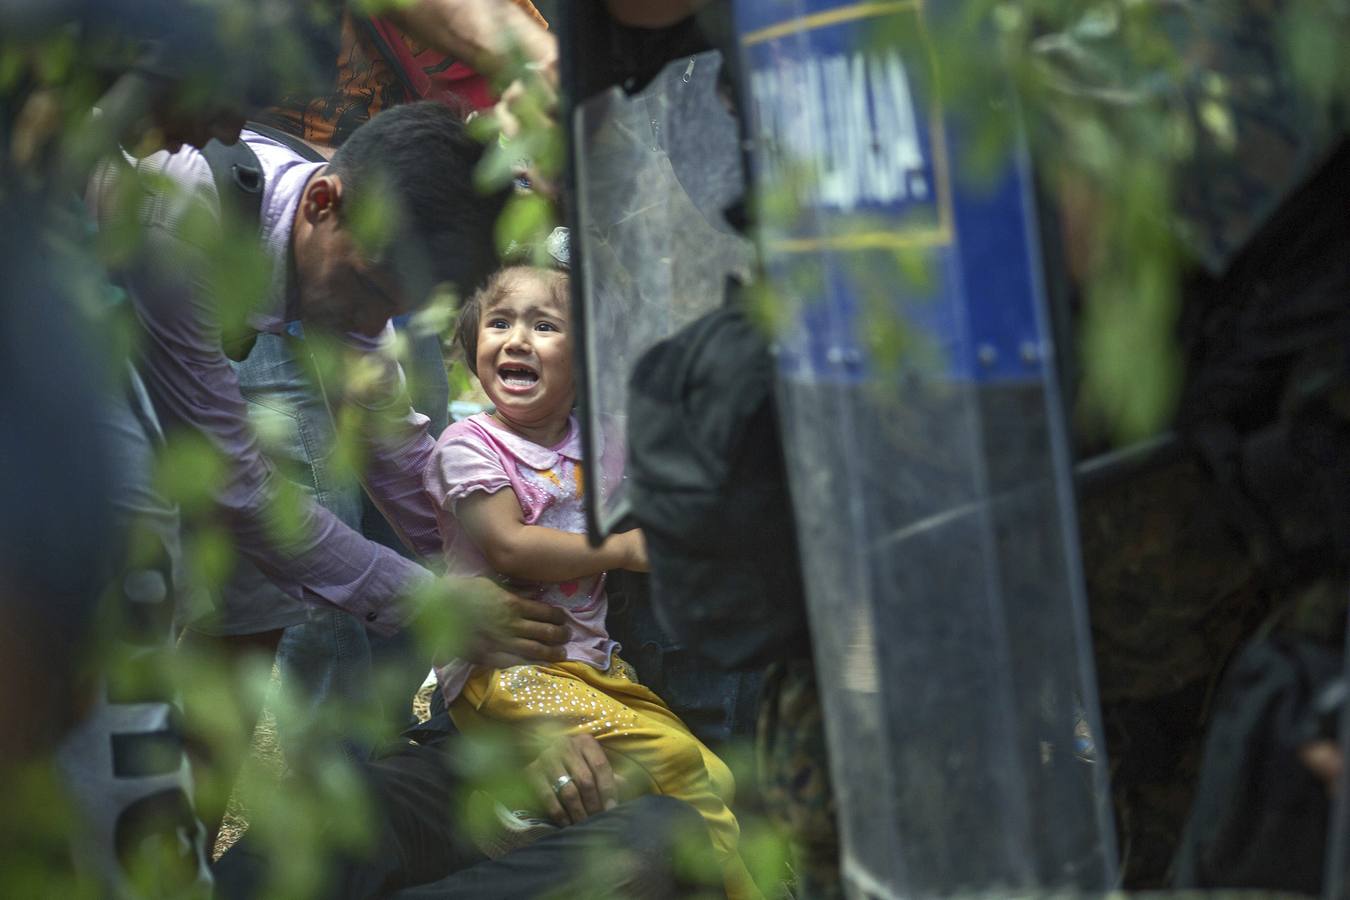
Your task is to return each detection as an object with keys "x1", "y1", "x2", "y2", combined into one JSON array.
[{"x1": 87, "y1": 132, "x2": 439, "y2": 634}]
